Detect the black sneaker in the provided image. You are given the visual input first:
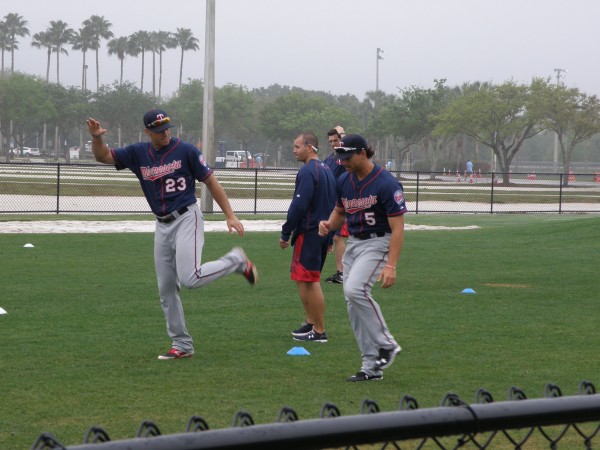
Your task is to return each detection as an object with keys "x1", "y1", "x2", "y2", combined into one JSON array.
[
  {"x1": 326, "y1": 271, "x2": 343, "y2": 284},
  {"x1": 375, "y1": 345, "x2": 401, "y2": 370},
  {"x1": 293, "y1": 330, "x2": 328, "y2": 343},
  {"x1": 347, "y1": 371, "x2": 383, "y2": 382},
  {"x1": 291, "y1": 322, "x2": 313, "y2": 337}
]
